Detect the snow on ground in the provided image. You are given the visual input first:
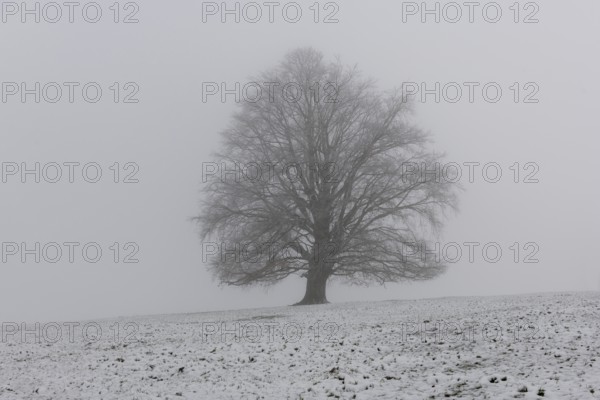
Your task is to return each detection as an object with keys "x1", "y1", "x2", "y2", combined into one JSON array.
[{"x1": 1, "y1": 291, "x2": 599, "y2": 399}]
